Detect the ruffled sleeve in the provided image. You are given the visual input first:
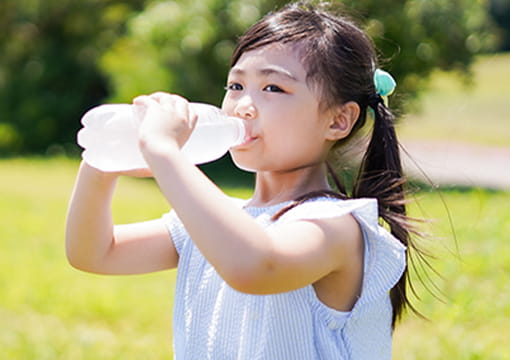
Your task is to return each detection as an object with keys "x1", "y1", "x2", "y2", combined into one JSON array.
[
  {"x1": 277, "y1": 197, "x2": 406, "y2": 305},
  {"x1": 349, "y1": 201, "x2": 406, "y2": 307},
  {"x1": 161, "y1": 197, "x2": 247, "y2": 257},
  {"x1": 161, "y1": 209, "x2": 189, "y2": 256}
]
